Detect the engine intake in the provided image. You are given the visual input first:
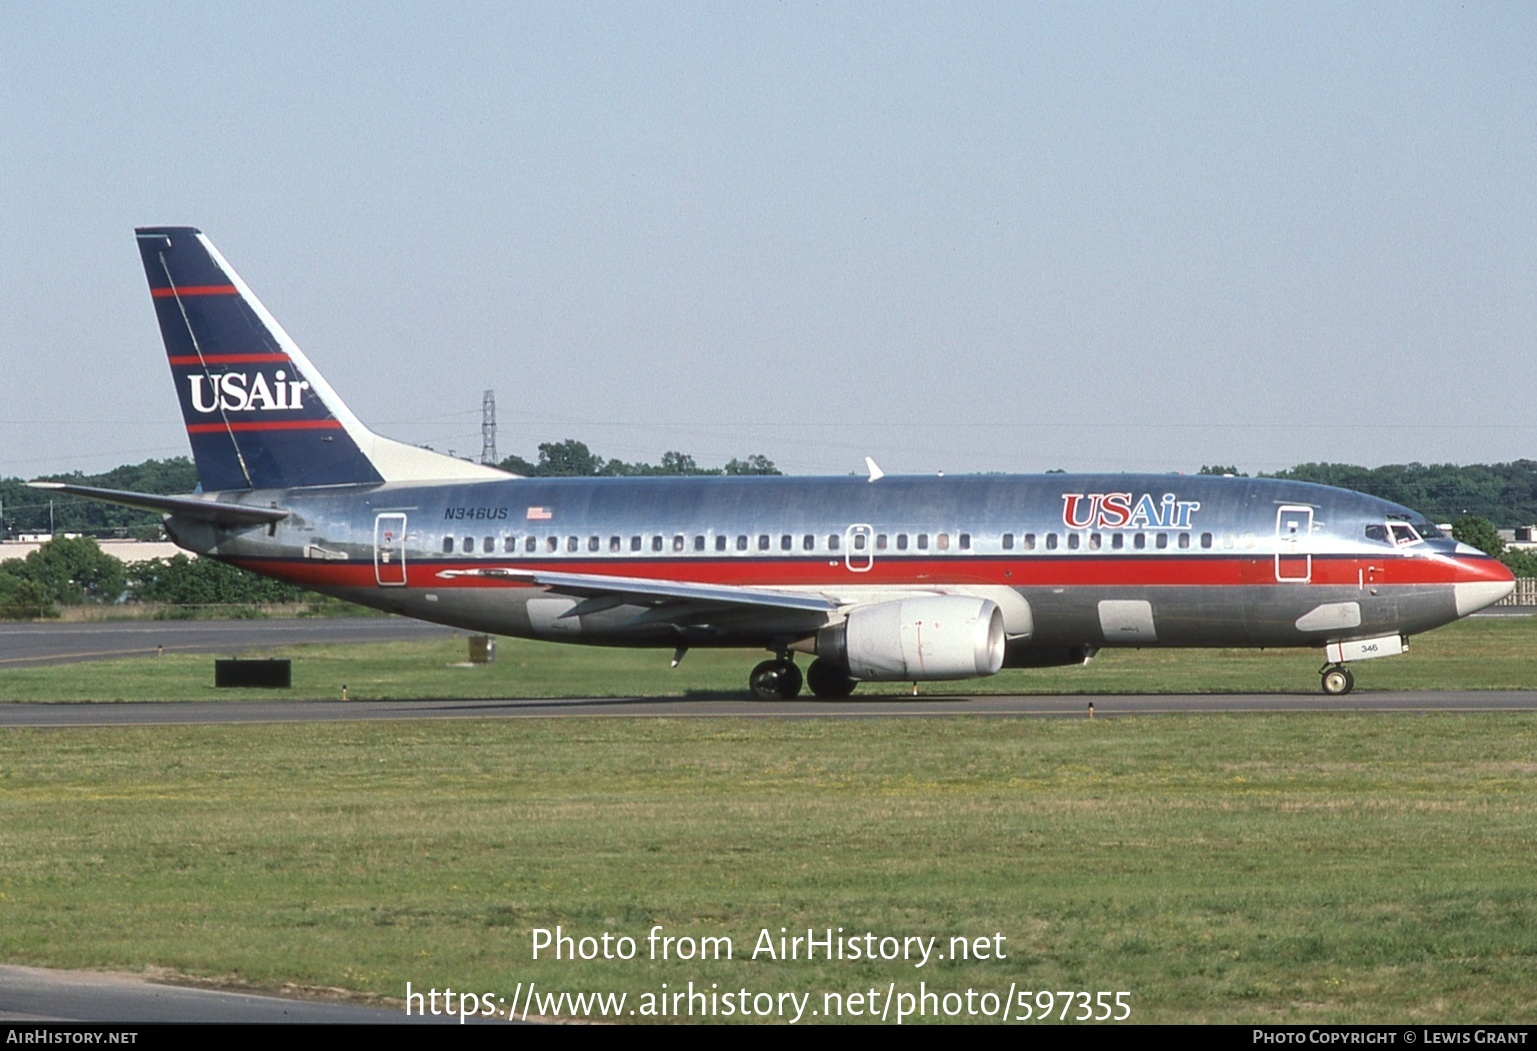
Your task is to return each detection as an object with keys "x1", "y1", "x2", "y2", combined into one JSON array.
[{"x1": 820, "y1": 596, "x2": 1006, "y2": 681}]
